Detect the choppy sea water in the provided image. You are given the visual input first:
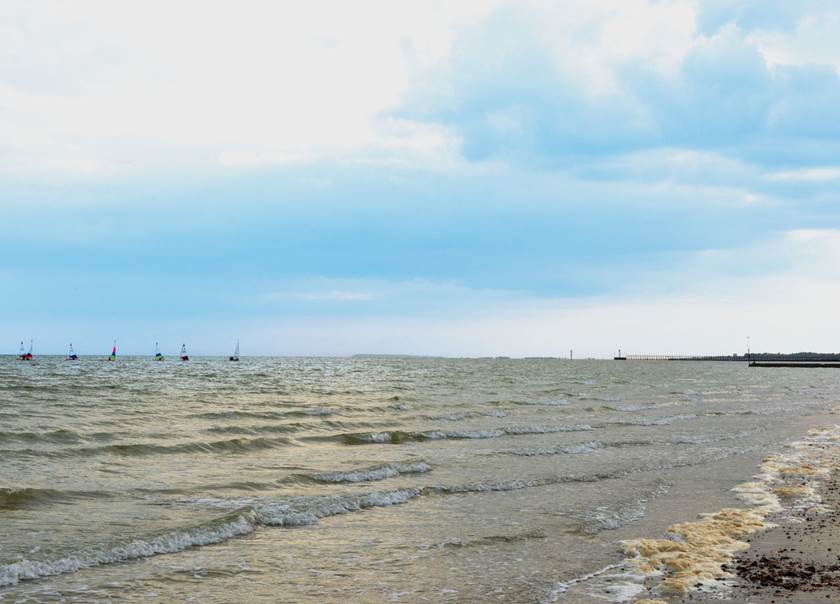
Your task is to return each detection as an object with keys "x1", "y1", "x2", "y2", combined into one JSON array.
[{"x1": 0, "y1": 356, "x2": 837, "y2": 602}]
